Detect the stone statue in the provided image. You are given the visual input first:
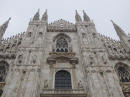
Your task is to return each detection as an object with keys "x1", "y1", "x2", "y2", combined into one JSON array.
[
  {"x1": 102, "y1": 55, "x2": 107, "y2": 64},
  {"x1": 78, "y1": 80, "x2": 83, "y2": 89},
  {"x1": 31, "y1": 55, "x2": 37, "y2": 64},
  {"x1": 89, "y1": 54, "x2": 95, "y2": 65},
  {"x1": 44, "y1": 80, "x2": 48, "y2": 89}
]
